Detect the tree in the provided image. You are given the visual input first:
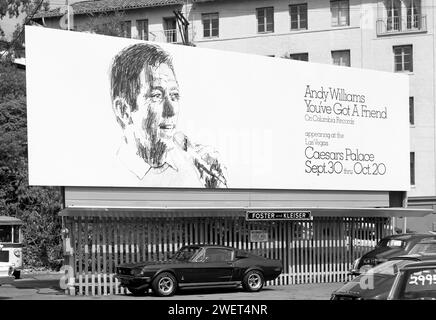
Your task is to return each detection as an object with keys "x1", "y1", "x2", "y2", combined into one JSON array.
[
  {"x1": 0, "y1": 0, "x2": 49, "y2": 19},
  {"x1": 0, "y1": 61, "x2": 63, "y2": 270}
]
